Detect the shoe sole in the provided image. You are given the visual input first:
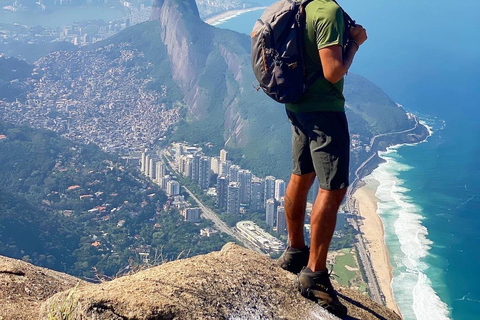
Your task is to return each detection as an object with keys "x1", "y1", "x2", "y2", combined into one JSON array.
[{"x1": 297, "y1": 275, "x2": 348, "y2": 317}]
